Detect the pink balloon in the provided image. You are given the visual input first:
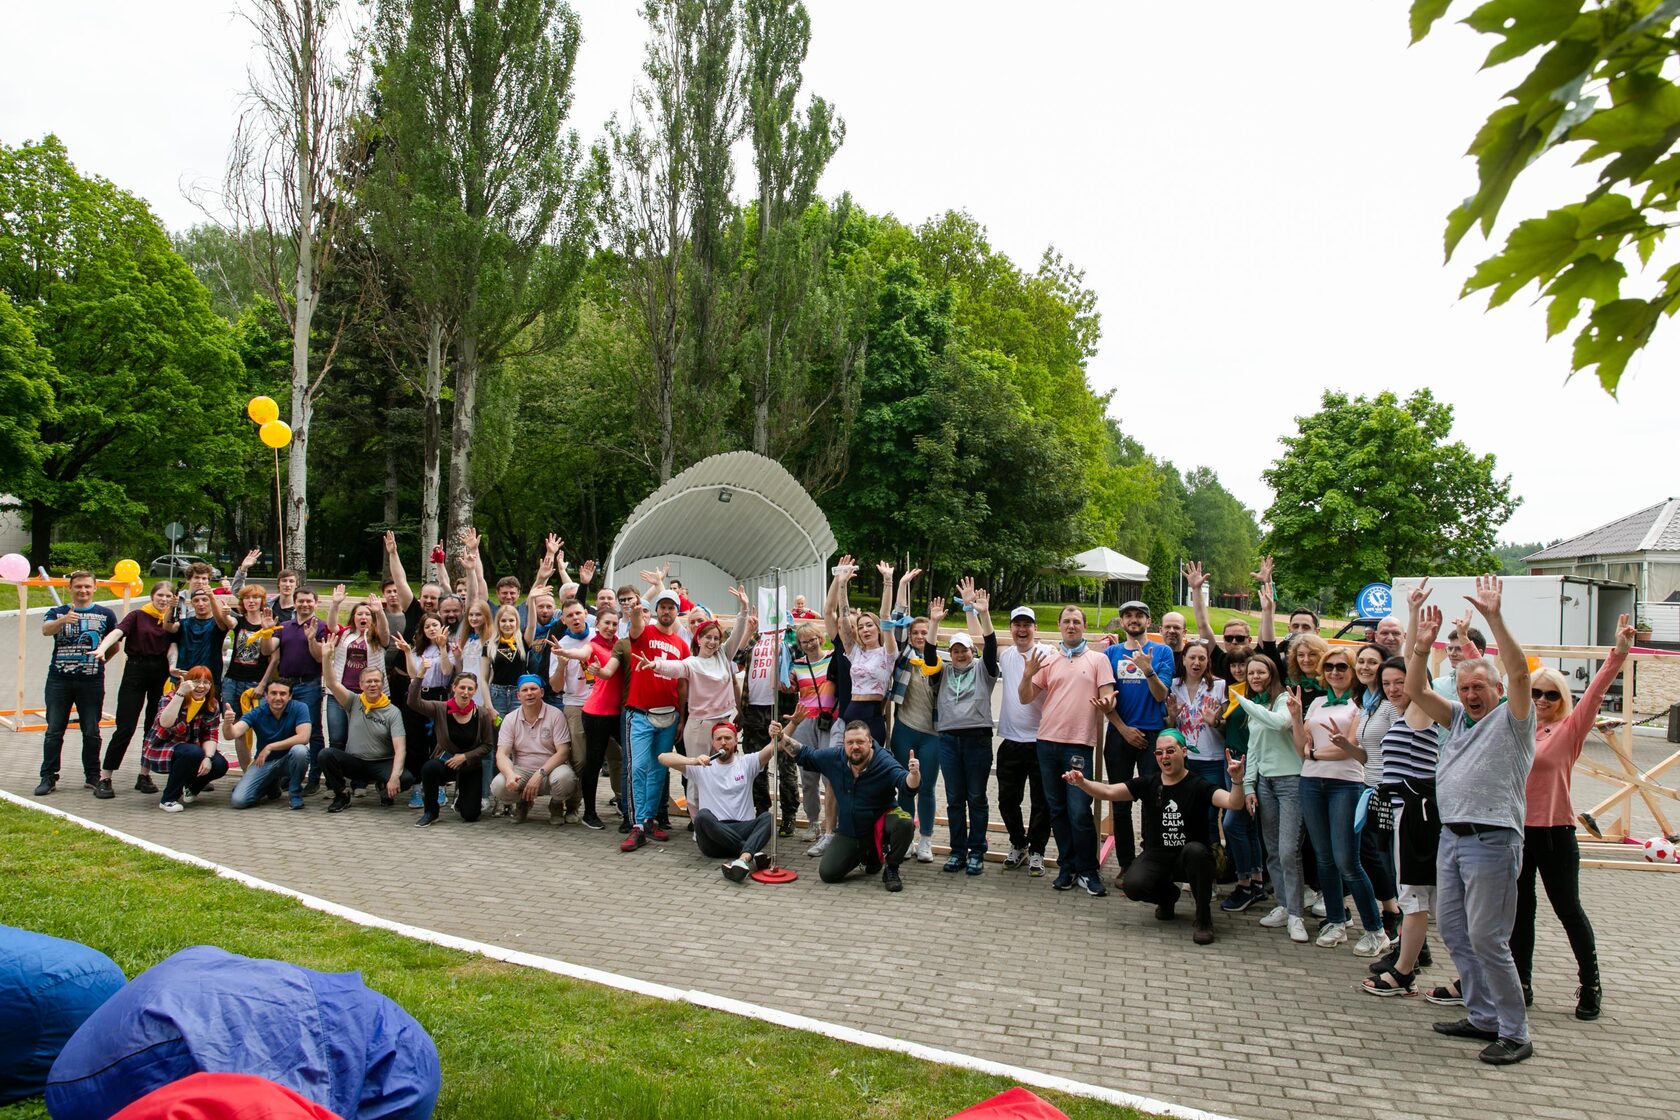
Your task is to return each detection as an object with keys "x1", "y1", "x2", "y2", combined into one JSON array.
[{"x1": 0, "y1": 552, "x2": 29, "y2": 582}]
